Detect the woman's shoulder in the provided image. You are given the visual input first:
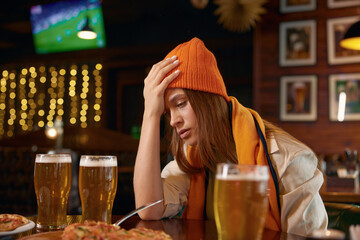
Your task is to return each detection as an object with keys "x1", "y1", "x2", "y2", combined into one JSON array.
[
  {"x1": 270, "y1": 131, "x2": 314, "y2": 157},
  {"x1": 269, "y1": 132, "x2": 318, "y2": 176},
  {"x1": 161, "y1": 160, "x2": 188, "y2": 178}
]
